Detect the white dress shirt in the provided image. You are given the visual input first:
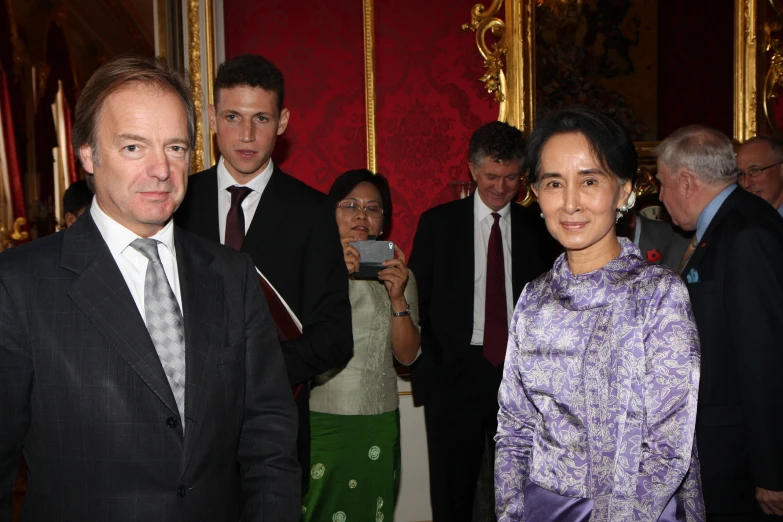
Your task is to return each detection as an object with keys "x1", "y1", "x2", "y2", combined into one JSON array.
[
  {"x1": 90, "y1": 200, "x2": 182, "y2": 323},
  {"x1": 217, "y1": 156, "x2": 274, "y2": 244},
  {"x1": 471, "y1": 195, "x2": 514, "y2": 345}
]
